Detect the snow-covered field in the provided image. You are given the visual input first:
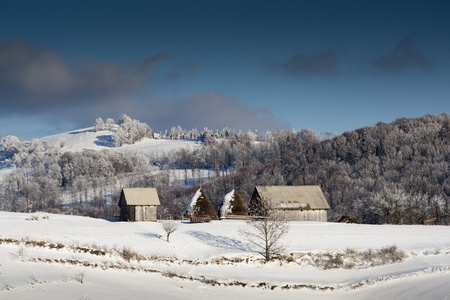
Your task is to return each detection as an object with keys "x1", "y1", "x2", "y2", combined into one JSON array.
[
  {"x1": 40, "y1": 127, "x2": 202, "y2": 155},
  {"x1": 1, "y1": 212, "x2": 450, "y2": 299}
]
